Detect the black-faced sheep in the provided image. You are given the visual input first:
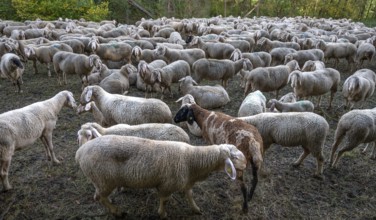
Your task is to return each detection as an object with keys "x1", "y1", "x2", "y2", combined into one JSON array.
[{"x1": 174, "y1": 103, "x2": 264, "y2": 213}]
